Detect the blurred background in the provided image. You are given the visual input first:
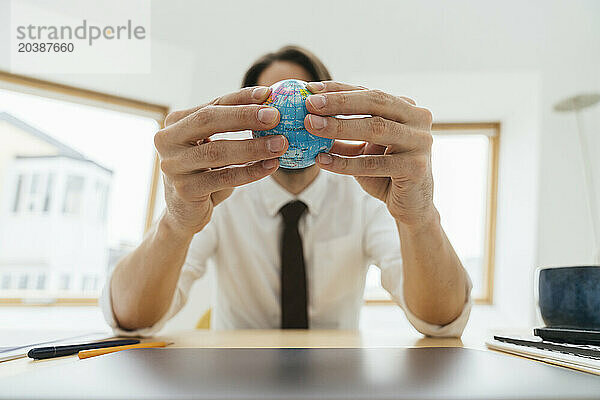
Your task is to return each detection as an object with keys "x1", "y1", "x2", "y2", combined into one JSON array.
[{"x1": 0, "y1": 0, "x2": 599, "y2": 337}]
